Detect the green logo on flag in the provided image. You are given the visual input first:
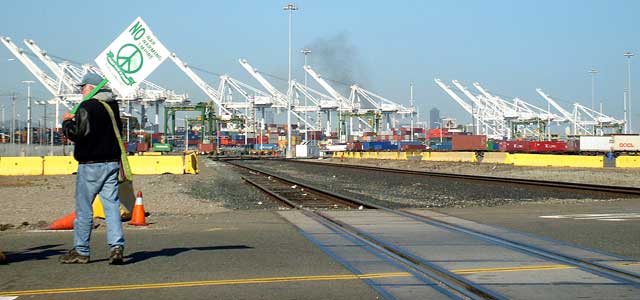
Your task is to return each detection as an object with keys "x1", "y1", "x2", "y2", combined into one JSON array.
[{"x1": 106, "y1": 43, "x2": 144, "y2": 86}]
